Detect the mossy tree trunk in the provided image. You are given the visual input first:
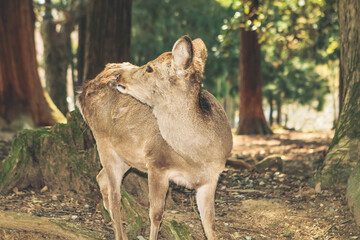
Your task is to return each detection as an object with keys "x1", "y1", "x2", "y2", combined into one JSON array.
[
  {"x1": 315, "y1": 0, "x2": 360, "y2": 187},
  {"x1": 314, "y1": 0, "x2": 360, "y2": 226}
]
